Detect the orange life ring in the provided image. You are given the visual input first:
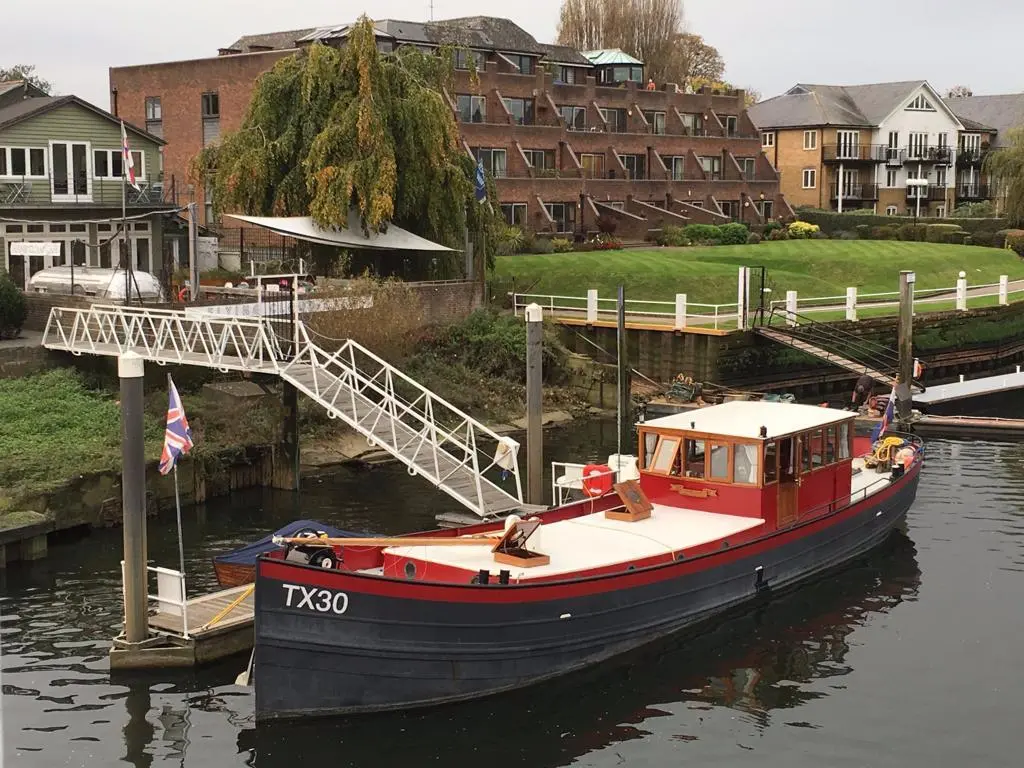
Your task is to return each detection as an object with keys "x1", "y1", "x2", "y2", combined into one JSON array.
[
  {"x1": 177, "y1": 287, "x2": 188, "y2": 302},
  {"x1": 582, "y1": 464, "x2": 613, "y2": 497}
]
